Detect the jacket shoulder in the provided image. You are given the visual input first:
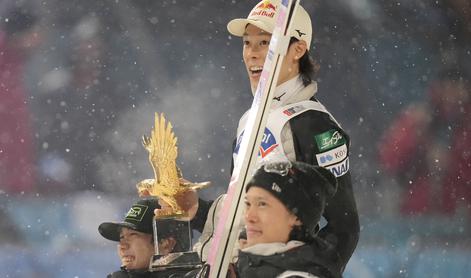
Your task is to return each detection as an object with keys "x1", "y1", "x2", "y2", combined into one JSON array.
[
  {"x1": 288, "y1": 107, "x2": 350, "y2": 169},
  {"x1": 290, "y1": 107, "x2": 347, "y2": 136}
]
